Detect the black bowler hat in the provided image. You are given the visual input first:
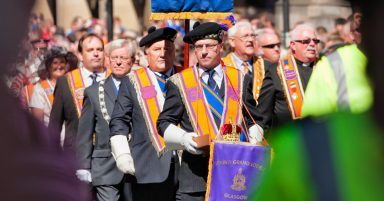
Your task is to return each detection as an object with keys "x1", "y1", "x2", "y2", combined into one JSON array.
[
  {"x1": 139, "y1": 26, "x2": 177, "y2": 47},
  {"x1": 183, "y1": 22, "x2": 224, "y2": 44}
]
